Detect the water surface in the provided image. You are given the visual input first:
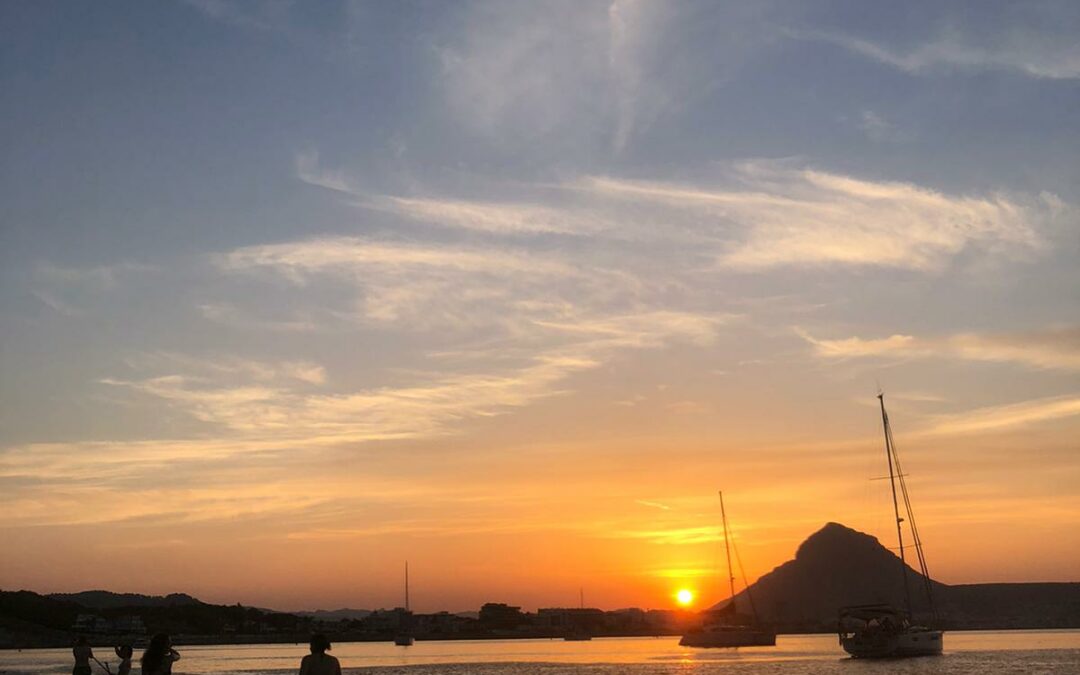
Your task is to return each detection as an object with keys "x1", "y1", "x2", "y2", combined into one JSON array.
[{"x1": 4, "y1": 631, "x2": 1078, "y2": 674}]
